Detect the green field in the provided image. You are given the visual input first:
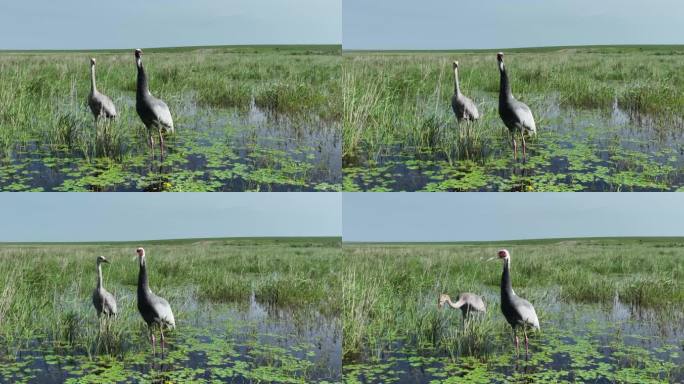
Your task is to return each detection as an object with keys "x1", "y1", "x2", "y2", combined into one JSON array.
[
  {"x1": 0, "y1": 45, "x2": 341, "y2": 191},
  {"x1": 343, "y1": 237, "x2": 684, "y2": 383},
  {"x1": 0, "y1": 237, "x2": 342, "y2": 383},
  {"x1": 343, "y1": 45, "x2": 684, "y2": 191}
]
